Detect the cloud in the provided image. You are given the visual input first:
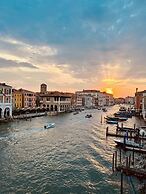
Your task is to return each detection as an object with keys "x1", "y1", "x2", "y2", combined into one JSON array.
[
  {"x1": 0, "y1": 57, "x2": 38, "y2": 69},
  {"x1": 0, "y1": 0, "x2": 146, "y2": 96}
]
